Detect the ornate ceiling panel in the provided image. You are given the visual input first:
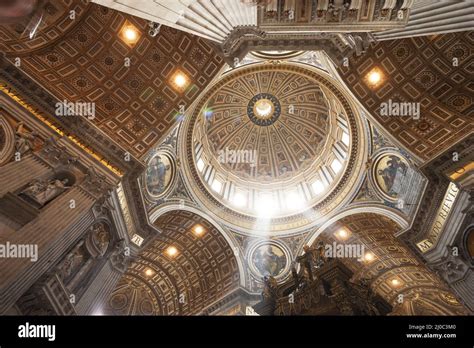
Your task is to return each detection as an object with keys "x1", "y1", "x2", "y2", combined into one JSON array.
[
  {"x1": 107, "y1": 210, "x2": 240, "y2": 315},
  {"x1": 338, "y1": 31, "x2": 473, "y2": 162},
  {"x1": 0, "y1": 2, "x2": 224, "y2": 158},
  {"x1": 313, "y1": 213, "x2": 467, "y2": 314}
]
